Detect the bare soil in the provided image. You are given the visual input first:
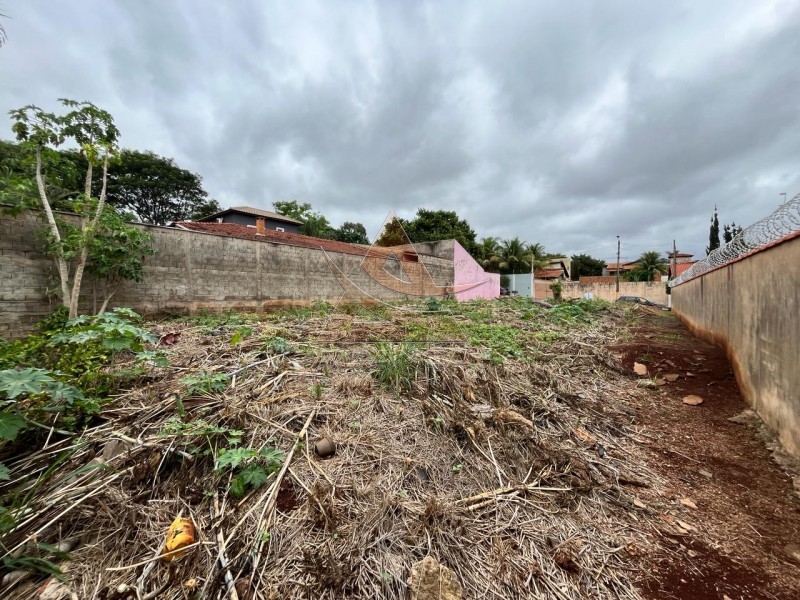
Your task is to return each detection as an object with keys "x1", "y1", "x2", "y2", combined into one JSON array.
[{"x1": 610, "y1": 308, "x2": 800, "y2": 600}]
